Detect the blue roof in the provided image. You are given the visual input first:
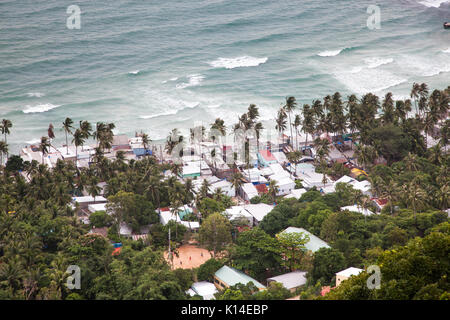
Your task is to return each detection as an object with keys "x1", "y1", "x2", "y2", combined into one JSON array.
[{"x1": 215, "y1": 266, "x2": 266, "y2": 289}]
